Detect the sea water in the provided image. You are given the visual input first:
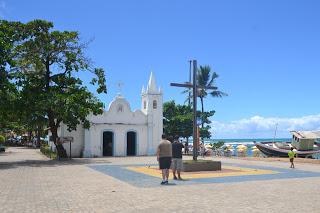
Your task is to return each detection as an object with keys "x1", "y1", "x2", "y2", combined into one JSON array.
[
  {"x1": 216, "y1": 138, "x2": 320, "y2": 159},
  {"x1": 185, "y1": 138, "x2": 320, "y2": 159},
  {"x1": 207, "y1": 138, "x2": 291, "y2": 145},
  {"x1": 187, "y1": 138, "x2": 291, "y2": 157}
]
